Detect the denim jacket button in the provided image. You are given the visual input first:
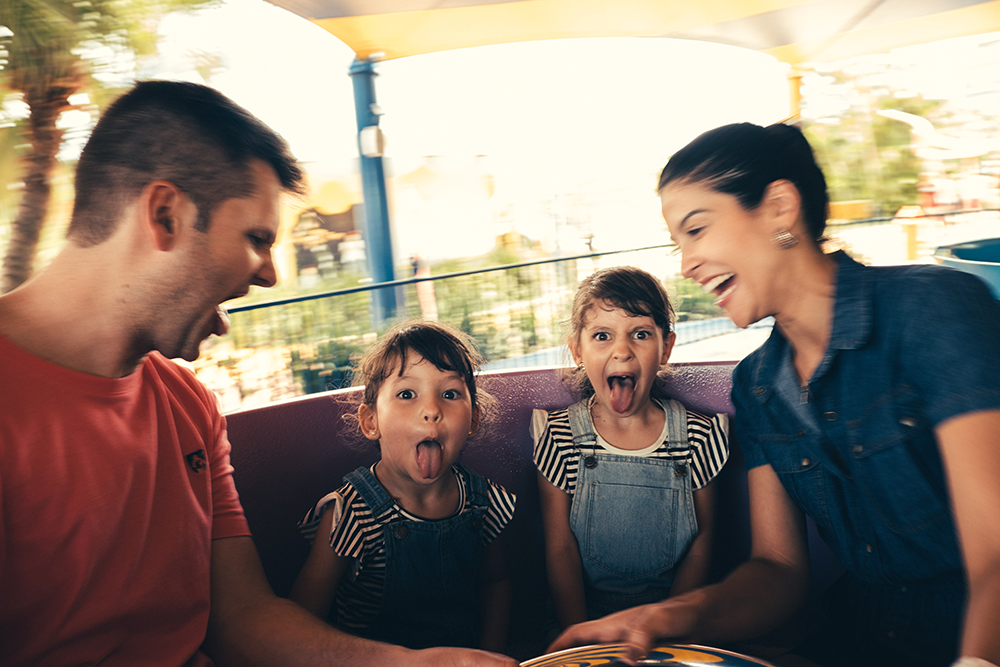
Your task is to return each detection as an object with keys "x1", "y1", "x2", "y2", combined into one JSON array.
[
  {"x1": 584, "y1": 456, "x2": 598, "y2": 469},
  {"x1": 823, "y1": 411, "x2": 838, "y2": 421},
  {"x1": 866, "y1": 543, "x2": 874, "y2": 553},
  {"x1": 899, "y1": 416, "x2": 917, "y2": 428},
  {"x1": 853, "y1": 445, "x2": 864, "y2": 455},
  {"x1": 754, "y1": 387, "x2": 766, "y2": 396},
  {"x1": 801, "y1": 458, "x2": 811, "y2": 467}
]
